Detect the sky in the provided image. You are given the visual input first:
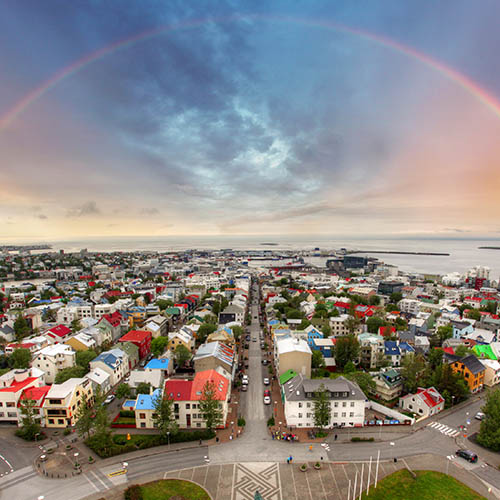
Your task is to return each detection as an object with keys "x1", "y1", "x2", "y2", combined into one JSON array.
[{"x1": 1, "y1": 0, "x2": 500, "y2": 241}]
